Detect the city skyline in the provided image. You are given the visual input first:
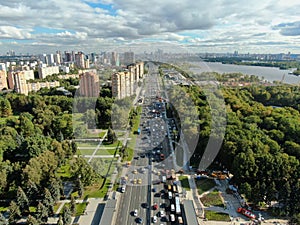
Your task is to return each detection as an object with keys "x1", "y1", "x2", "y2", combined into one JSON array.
[{"x1": 0, "y1": 0, "x2": 300, "y2": 54}]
